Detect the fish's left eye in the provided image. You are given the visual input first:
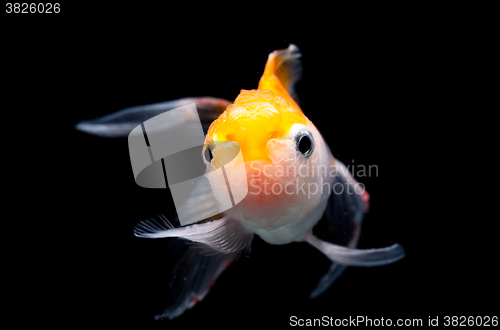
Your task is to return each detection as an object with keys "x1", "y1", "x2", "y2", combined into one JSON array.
[
  {"x1": 294, "y1": 131, "x2": 314, "y2": 159},
  {"x1": 298, "y1": 134, "x2": 313, "y2": 155},
  {"x1": 289, "y1": 123, "x2": 315, "y2": 159},
  {"x1": 296, "y1": 131, "x2": 314, "y2": 158}
]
